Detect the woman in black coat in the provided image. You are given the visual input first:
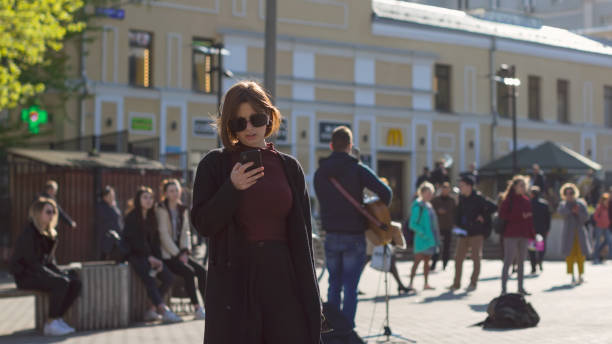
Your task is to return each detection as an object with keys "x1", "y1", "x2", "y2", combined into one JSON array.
[
  {"x1": 10, "y1": 197, "x2": 81, "y2": 336},
  {"x1": 123, "y1": 186, "x2": 182, "y2": 323},
  {"x1": 191, "y1": 81, "x2": 321, "y2": 344}
]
